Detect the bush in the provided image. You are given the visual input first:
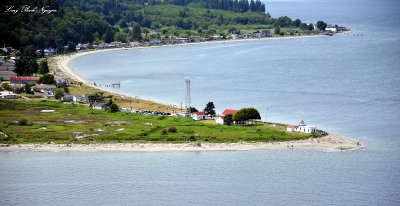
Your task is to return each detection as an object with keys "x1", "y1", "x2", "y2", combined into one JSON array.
[
  {"x1": 168, "y1": 126, "x2": 177, "y2": 133},
  {"x1": 54, "y1": 88, "x2": 64, "y2": 99},
  {"x1": 18, "y1": 119, "x2": 28, "y2": 126},
  {"x1": 161, "y1": 129, "x2": 168, "y2": 135}
]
